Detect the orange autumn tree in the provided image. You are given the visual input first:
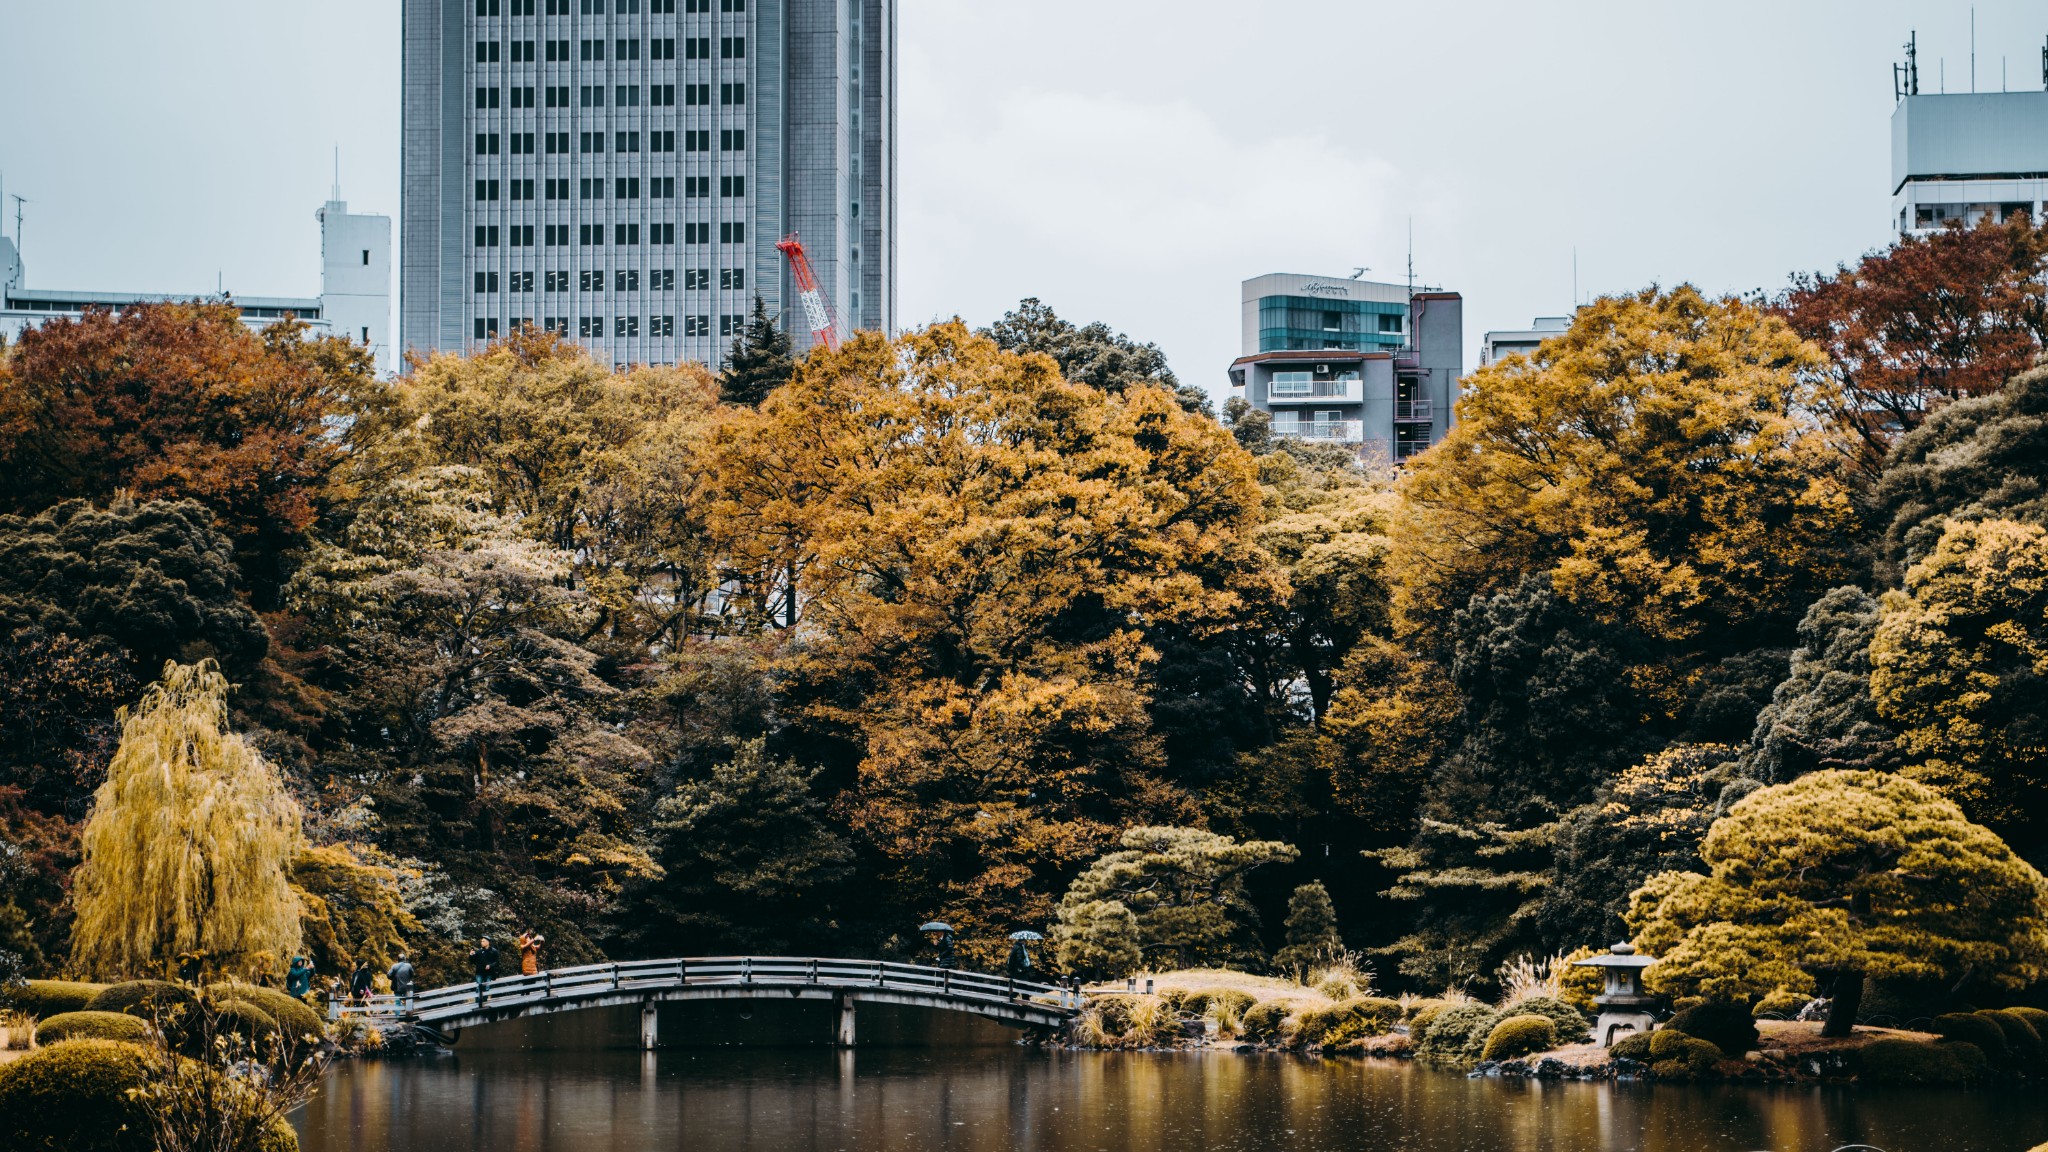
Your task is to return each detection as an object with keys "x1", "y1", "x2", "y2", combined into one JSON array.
[{"x1": 707, "y1": 322, "x2": 1276, "y2": 951}]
